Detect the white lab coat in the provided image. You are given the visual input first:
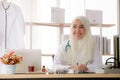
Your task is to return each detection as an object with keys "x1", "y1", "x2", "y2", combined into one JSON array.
[
  {"x1": 53, "y1": 40, "x2": 103, "y2": 72},
  {"x1": 0, "y1": 1, "x2": 25, "y2": 54},
  {"x1": 0, "y1": 1, "x2": 25, "y2": 74}
]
